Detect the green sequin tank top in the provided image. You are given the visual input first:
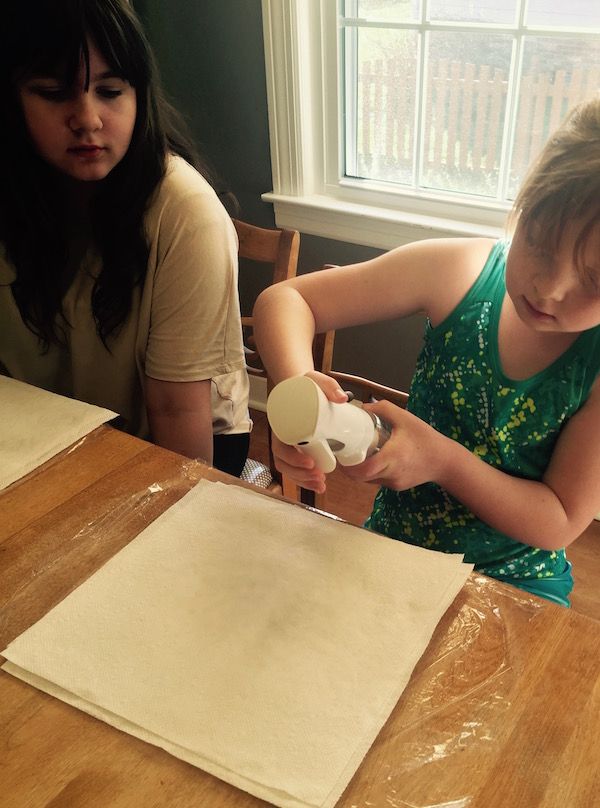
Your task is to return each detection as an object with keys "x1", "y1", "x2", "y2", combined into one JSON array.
[{"x1": 366, "y1": 241, "x2": 600, "y2": 593}]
